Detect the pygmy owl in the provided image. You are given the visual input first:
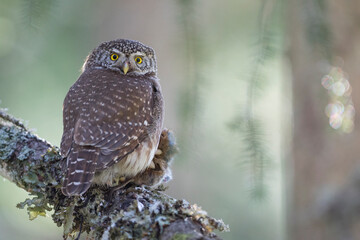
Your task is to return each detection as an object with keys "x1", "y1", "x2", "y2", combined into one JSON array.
[{"x1": 60, "y1": 39, "x2": 164, "y2": 196}]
